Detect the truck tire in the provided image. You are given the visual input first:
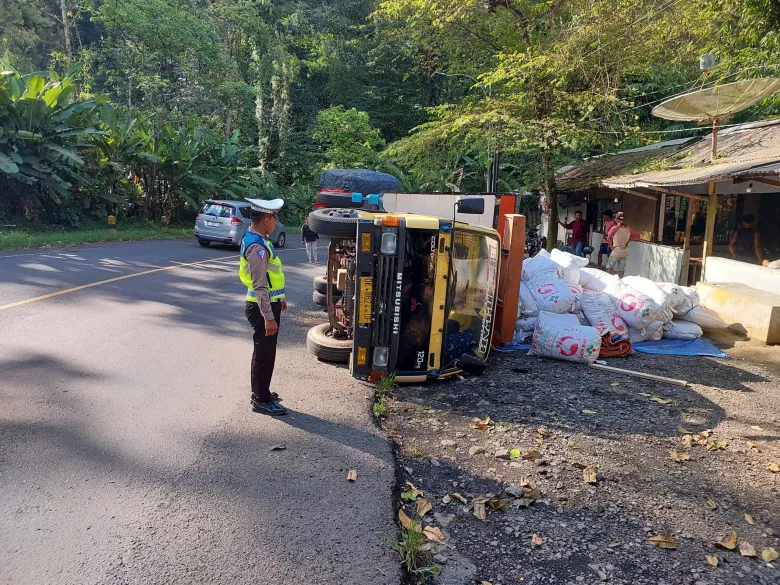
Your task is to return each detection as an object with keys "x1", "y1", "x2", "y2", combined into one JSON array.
[
  {"x1": 308, "y1": 208, "x2": 360, "y2": 239},
  {"x1": 307, "y1": 323, "x2": 352, "y2": 363},
  {"x1": 312, "y1": 290, "x2": 341, "y2": 306},
  {"x1": 316, "y1": 191, "x2": 362, "y2": 208},
  {"x1": 313, "y1": 275, "x2": 340, "y2": 295}
]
